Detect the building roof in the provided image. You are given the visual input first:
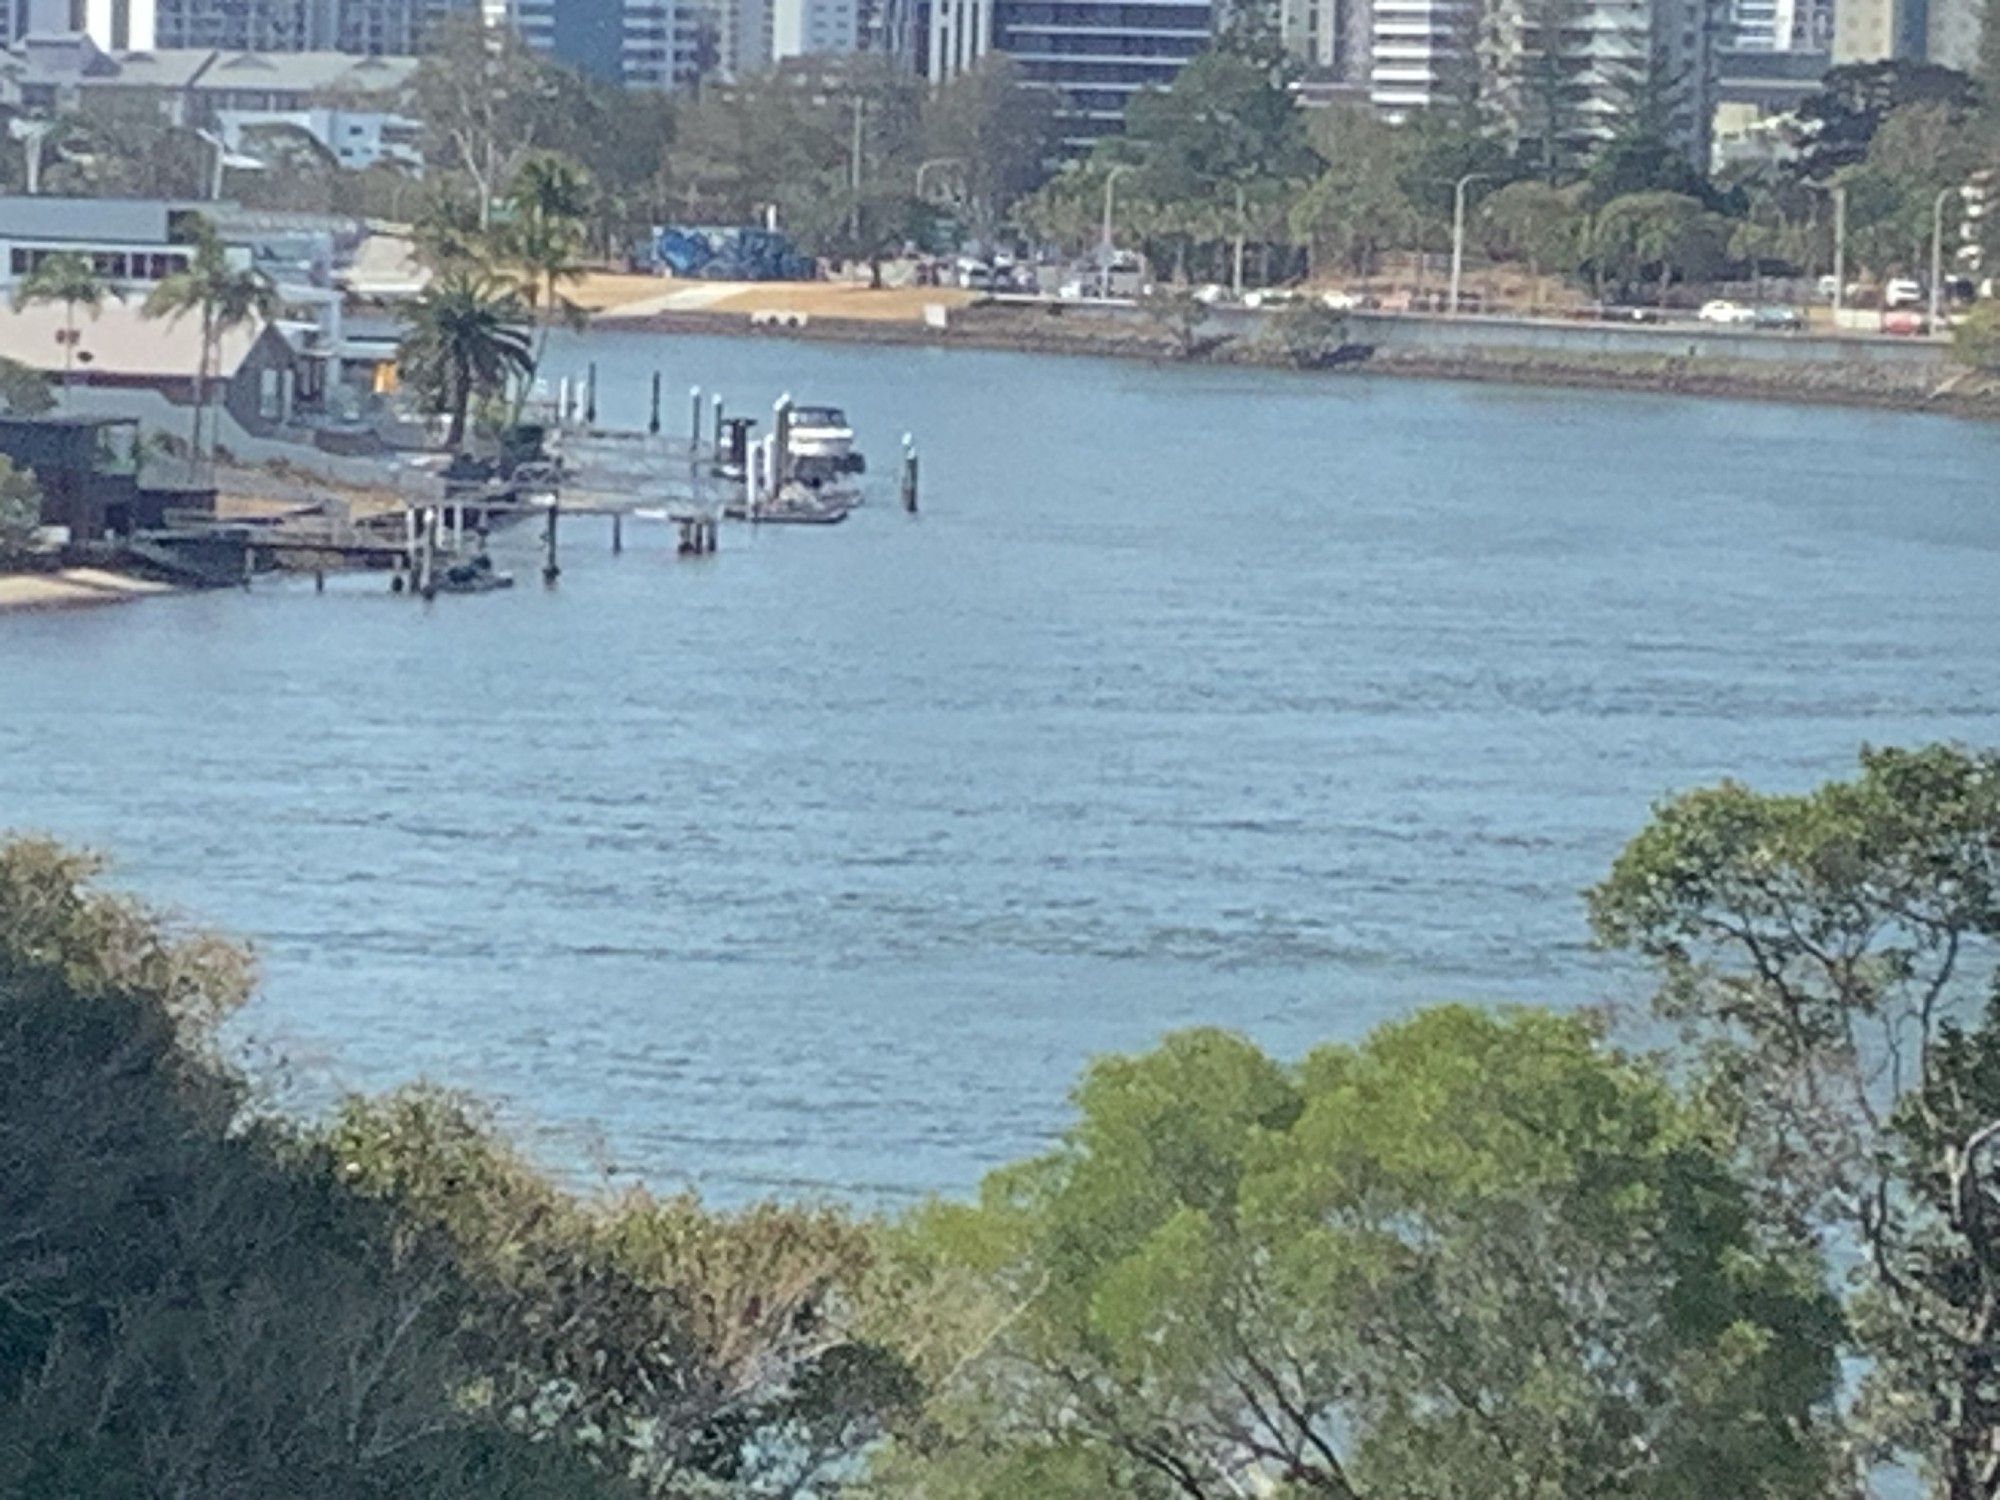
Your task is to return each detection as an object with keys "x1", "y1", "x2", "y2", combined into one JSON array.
[
  {"x1": 1, "y1": 42, "x2": 416, "y2": 98},
  {"x1": 193, "y1": 50, "x2": 417, "y2": 96},
  {"x1": 0, "y1": 295, "x2": 269, "y2": 380},
  {"x1": 0, "y1": 196, "x2": 180, "y2": 244}
]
